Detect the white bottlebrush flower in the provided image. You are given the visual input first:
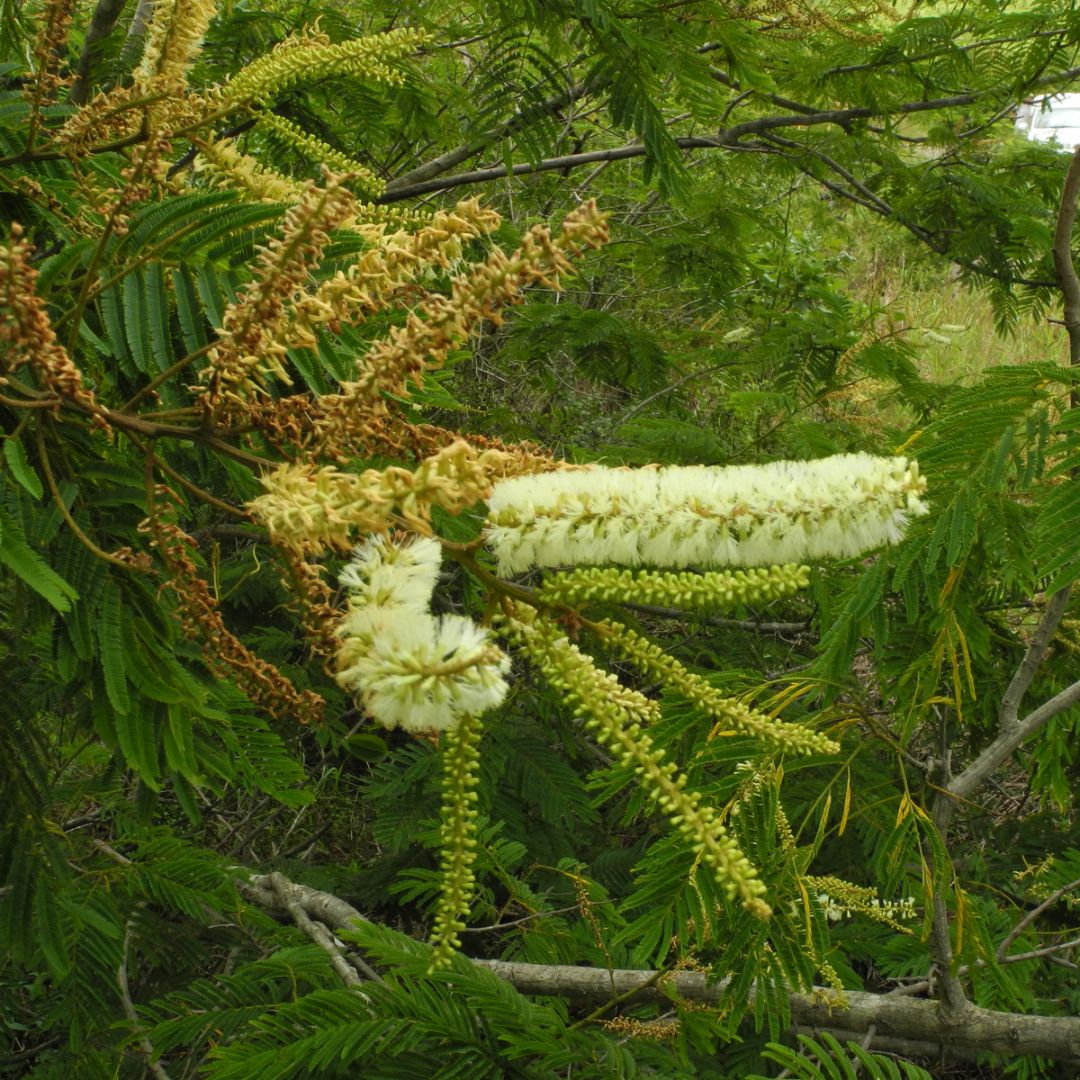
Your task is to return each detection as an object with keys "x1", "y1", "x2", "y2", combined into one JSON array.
[
  {"x1": 484, "y1": 453, "x2": 928, "y2": 574},
  {"x1": 335, "y1": 608, "x2": 510, "y2": 732},
  {"x1": 339, "y1": 533, "x2": 442, "y2": 611}
]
